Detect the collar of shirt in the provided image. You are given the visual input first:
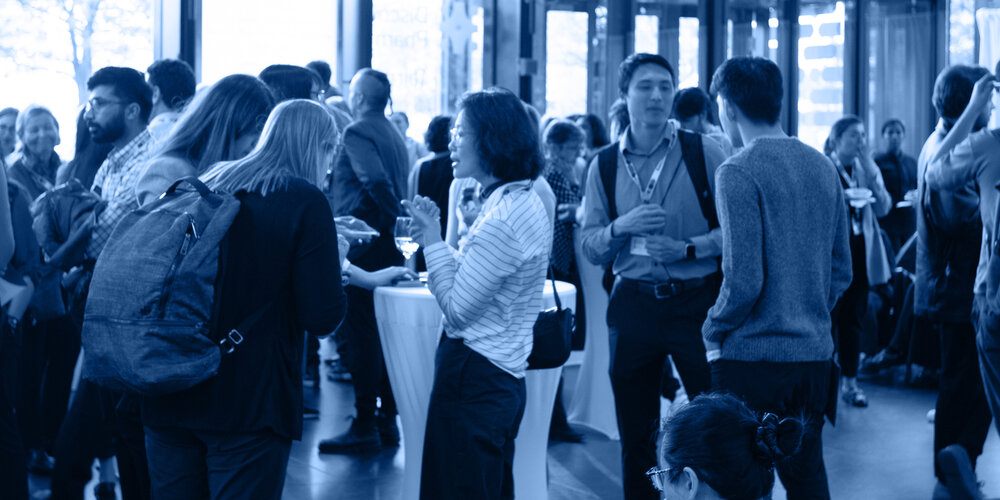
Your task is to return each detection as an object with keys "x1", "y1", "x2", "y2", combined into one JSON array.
[
  {"x1": 107, "y1": 130, "x2": 153, "y2": 169},
  {"x1": 619, "y1": 119, "x2": 678, "y2": 156},
  {"x1": 481, "y1": 180, "x2": 532, "y2": 211}
]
